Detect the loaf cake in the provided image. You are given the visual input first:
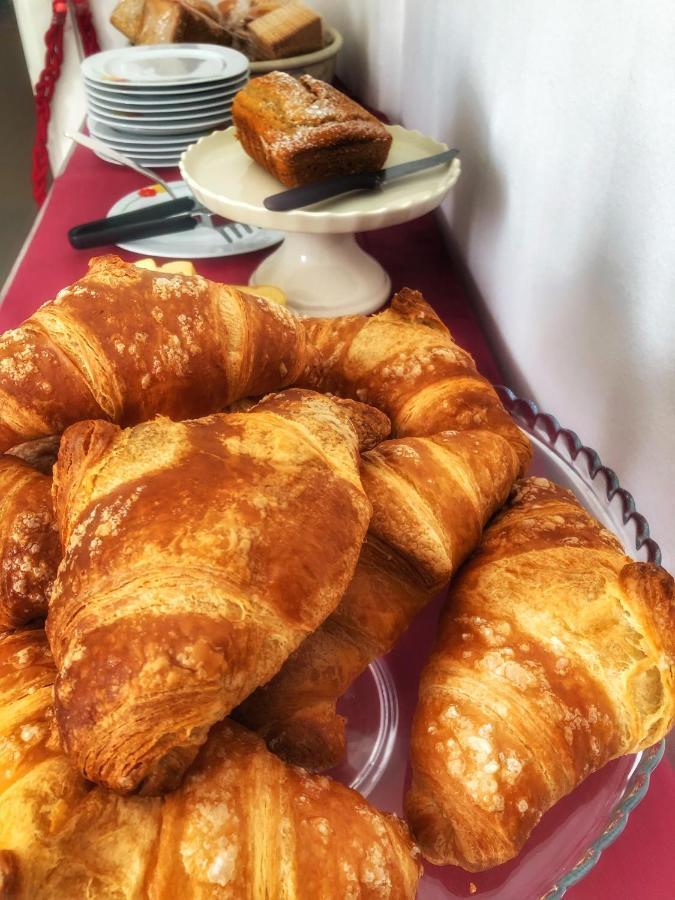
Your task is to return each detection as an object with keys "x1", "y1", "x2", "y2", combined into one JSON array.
[{"x1": 232, "y1": 71, "x2": 392, "y2": 187}]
